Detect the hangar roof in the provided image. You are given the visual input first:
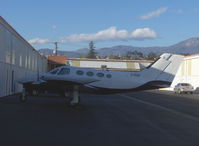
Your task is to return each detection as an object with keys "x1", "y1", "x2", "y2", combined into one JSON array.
[
  {"x1": 185, "y1": 54, "x2": 199, "y2": 60},
  {"x1": 48, "y1": 56, "x2": 67, "y2": 65},
  {"x1": 69, "y1": 58, "x2": 153, "y2": 63}
]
